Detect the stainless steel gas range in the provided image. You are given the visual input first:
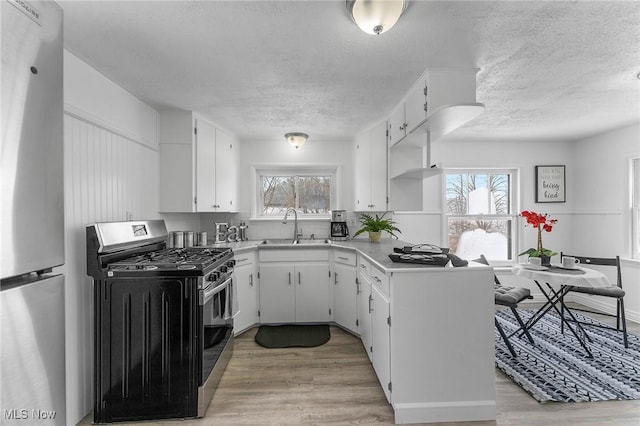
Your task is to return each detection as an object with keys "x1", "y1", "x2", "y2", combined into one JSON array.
[{"x1": 86, "y1": 220, "x2": 235, "y2": 423}]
